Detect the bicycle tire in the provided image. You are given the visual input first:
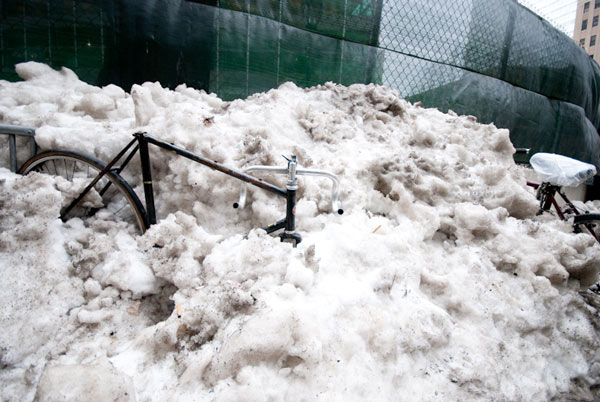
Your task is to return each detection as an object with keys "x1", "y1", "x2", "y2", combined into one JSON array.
[
  {"x1": 574, "y1": 213, "x2": 600, "y2": 225},
  {"x1": 18, "y1": 150, "x2": 149, "y2": 234},
  {"x1": 573, "y1": 213, "x2": 600, "y2": 243}
]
